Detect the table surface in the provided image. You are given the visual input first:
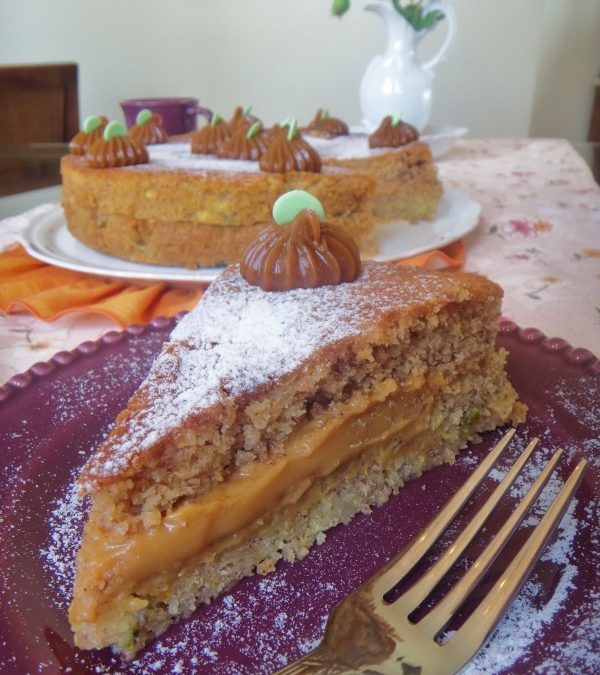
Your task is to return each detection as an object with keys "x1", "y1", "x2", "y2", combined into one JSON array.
[{"x1": 1, "y1": 137, "x2": 599, "y2": 386}]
